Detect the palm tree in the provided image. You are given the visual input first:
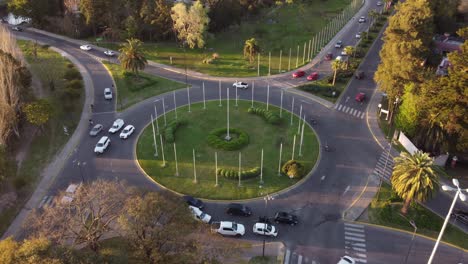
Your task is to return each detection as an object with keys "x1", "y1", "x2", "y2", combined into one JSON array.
[
  {"x1": 243, "y1": 38, "x2": 260, "y2": 64},
  {"x1": 343, "y1": 45, "x2": 355, "y2": 58},
  {"x1": 331, "y1": 60, "x2": 344, "y2": 86},
  {"x1": 118, "y1": 38, "x2": 148, "y2": 77},
  {"x1": 391, "y1": 151, "x2": 442, "y2": 214}
]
